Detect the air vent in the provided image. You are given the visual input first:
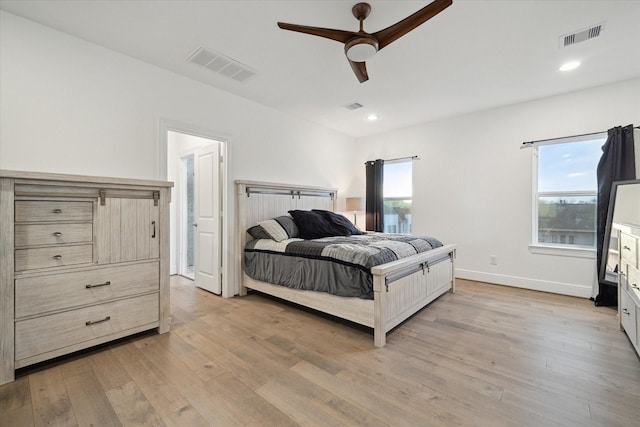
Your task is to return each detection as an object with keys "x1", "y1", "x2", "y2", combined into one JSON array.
[
  {"x1": 344, "y1": 102, "x2": 364, "y2": 111},
  {"x1": 186, "y1": 46, "x2": 257, "y2": 83},
  {"x1": 560, "y1": 22, "x2": 605, "y2": 47}
]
